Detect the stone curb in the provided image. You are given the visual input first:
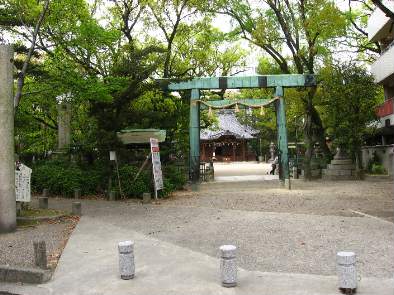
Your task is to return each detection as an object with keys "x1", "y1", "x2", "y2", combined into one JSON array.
[
  {"x1": 0, "y1": 265, "x2": 52, "y2": 284},
  {"x1": 17, "y1": 214, "x2": 67, "y2": 222}
]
